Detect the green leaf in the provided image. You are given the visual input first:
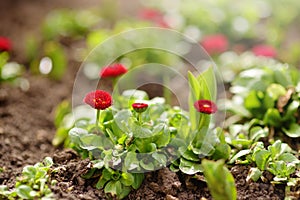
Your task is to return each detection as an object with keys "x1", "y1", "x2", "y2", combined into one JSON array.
[
  {"x1": 120, "y1": 172, "x2": 134, "y2": 186},
  {"x1": 283, "y1": 100, "x2": 300, "y2": 120},
  {"x1": 152, "y1": 152, "x2": 167, "y2": 166},
  {"x1": 52, "y1": 127, "x2": 69, "y2": 147},
  {"x1": 263, "y1": 108, "x2": 282, "y2": 127},
  {"x1": 69, "y1": 127, "x2": 88, "y2": 142},
  {"x1": 278, "y1": 153, "x2": 300, "y2": 165},
  {"x1": 42, "y1": 157, "x2": 53, "y2": 167},
  {"x1": 188, "y1": 71, "x2": 201, "y2": 131},
  {"x1": 132, "y1": 122, "x2": 153, "y2": 138},
  {"x1": 188, "y1": 71, "x2": 201, "y2": 100},
  {"x1": 244, "y1": 91, "x2": 262, "y2": 111},
  {"x1": 211, "y1": 128, "x2": 231, "y2": 160},
  {"x1": 198, "y1": 67, "x2": 217, "y2": 100},
  {"x1": 266, "y1": 84, "x2": 286, "y2": 100},
  {"x1": 82, "y1": 168, "x2": 97, "y2": 179},
  {"x1": 113, "y1": 110, "x2": 132, "y2": 133},
  {"x1": 182, "y1": 149, "x2": 200, "y2": 162},
  {"x1": 54, "y1": 100, "x2": 71, "y2": 128},
  {"x1": 92, "y1": 160, "x2": 105, "y2": 169},
  {"x1": 211, "y1": 143, "x2": 231, "y2": 160},
  {"x1": 140, "y1": 158, "x2": 155, "y2": 171},
  {"x1": 249, "y1": 126, "x2": 268, "y2": 142},
  {"x1": 104, "y1": 180, "x2": 122, "y2": 198},
  {"x1": 118, "y1": 186, "x2": 131, "y2": 199},
  {"x1": 16, "y1": 185, "x2": 33, "y2": 199},
  {"x1": 202, "y1": 159, "x2": 237, "y2": 200},
  {"x1": 43, "y1": 41, "x2": 67, "y2": 80},
  {"x1": 246, "y1": 168, "x2": 262, "y2": 182},
  {"x1": 22, "y1": 166, "x2": 37, "y2": 179},
  {"x1": 229, "y1": 149, "x2": 251, "y2": 164},
  {"x1": 254, "y1": 150, "x2": 271, "y2": 170},
  {"x1": 124, "y1": 152, "x2": 139, "y2": 171},
  {"x1": 80, "y1": 134, "x2": 113, "y2": 151},
  {"x1": 192, "y1": 127, "x2": 219, "y2": 156},
  {"x1": 283, "y1": 123, "x2": 300, "y2": 138},
  {"x1": 268, "y1": 140, "x2": 283, "y2": 159},
  {"x1": 153, "y1": 125, "x2": 170, "y2": 148},
  {"x1": 131, "y1": 173, "x2": 144, "y2": 189},
  {"x1": 274, "y1": 68, "x2": 293, "y2": 87},
  {"x1": 179, "y1": 158, "x2": 202, "y2": 175}
]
